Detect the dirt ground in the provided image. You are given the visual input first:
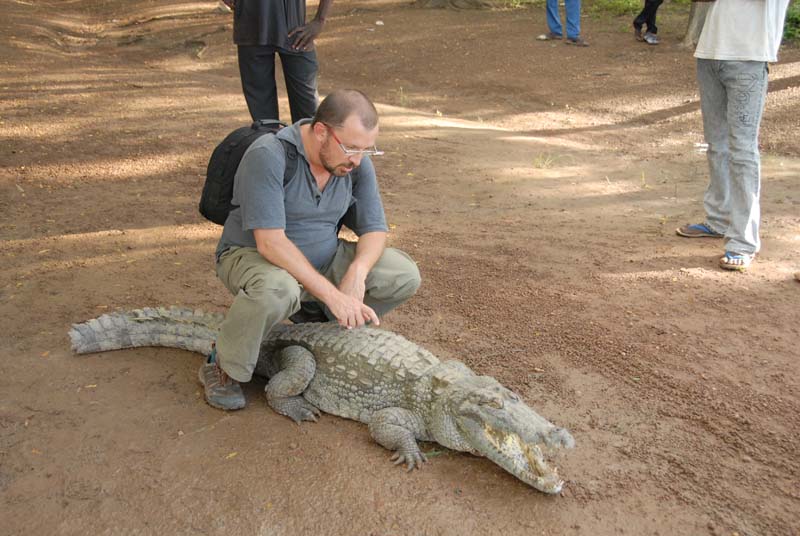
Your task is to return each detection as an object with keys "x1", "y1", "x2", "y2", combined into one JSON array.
[{"x1": 1, "y1": 0, "x2": 799, "y2": 534}]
